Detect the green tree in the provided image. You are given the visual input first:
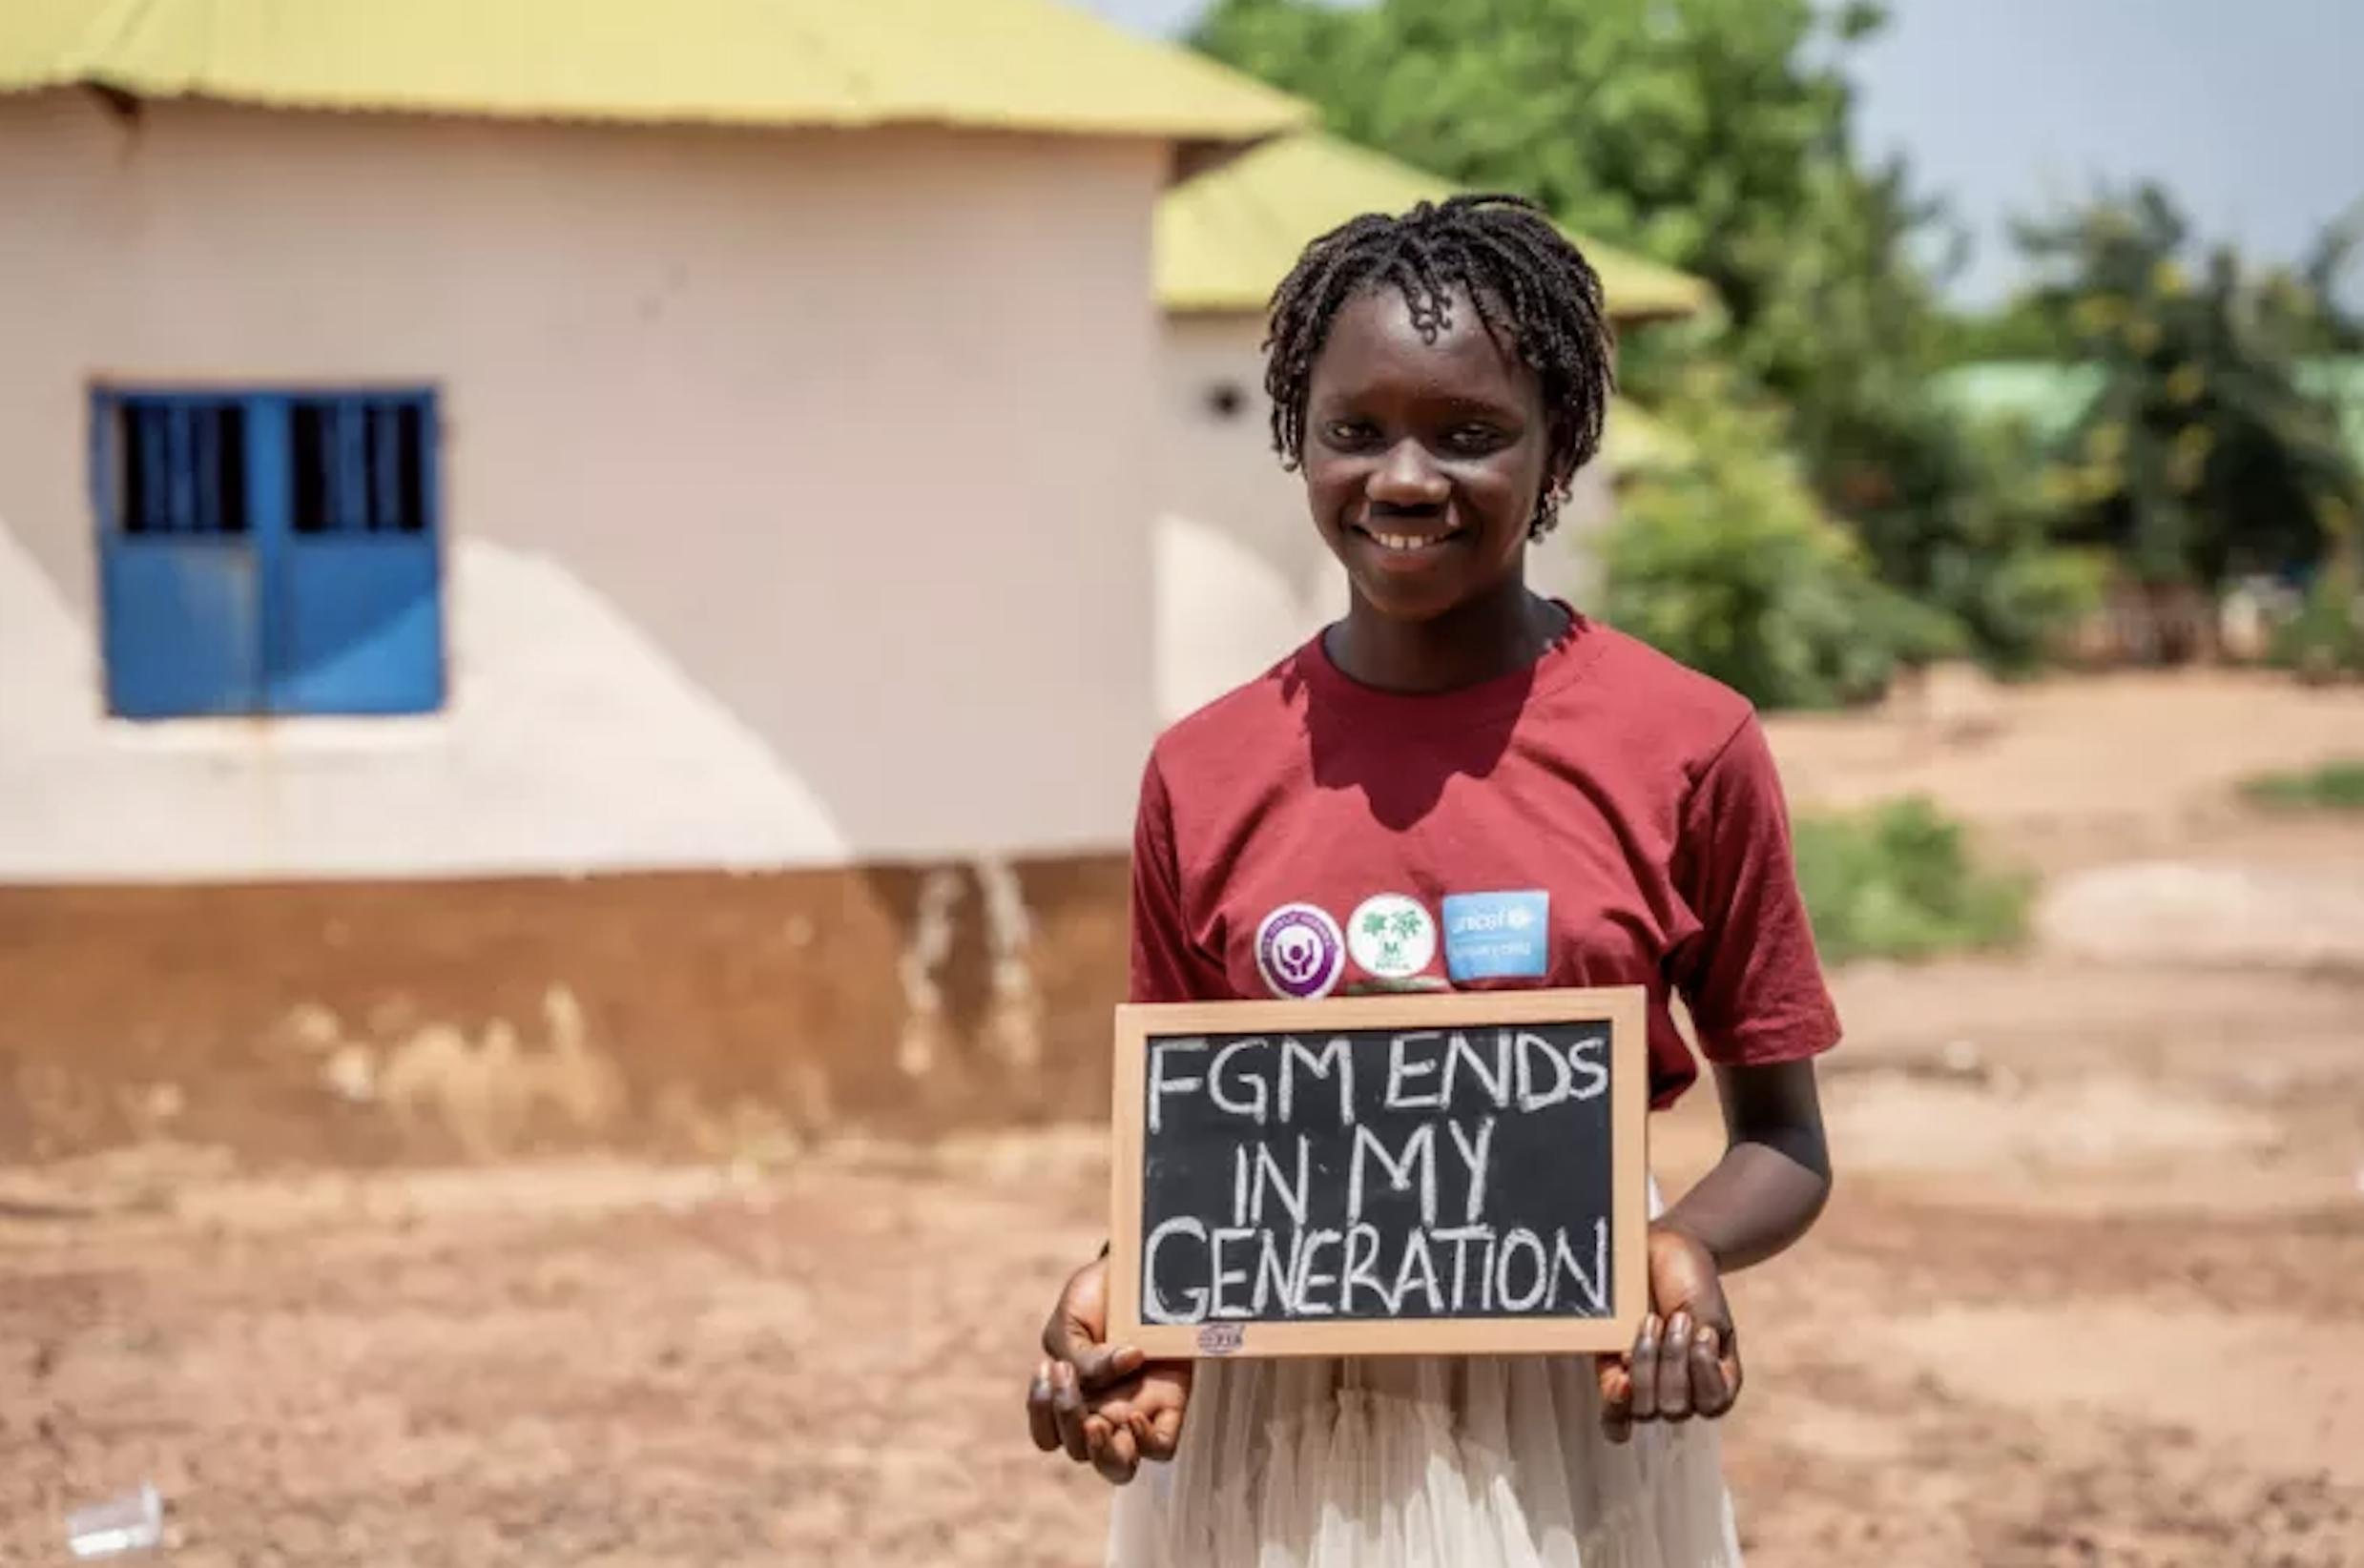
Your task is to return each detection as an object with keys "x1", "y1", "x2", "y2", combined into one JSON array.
[
  {"x1": 1817, "y1": 379, "x2": 2108, "y2": 677},
  {"x1": 2014, "y1": 183, "x2": 2362, "y2": 611},
  {"x1": 1597, "y1": 368, "x2": 1960, "y2": 709},
  {"x1": 1192, "y1": 0, "x2": 1949, "y2": 412},
  {"x1": 1928, "y1": 293, "x2": 2068, "y2": 366},
  {"x1": 2271, "y1": 202, "x2": 2364, "y2": 357},
  {"x1": 1192, "y1": 0, "x2": 2093, "y2": 677}
]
